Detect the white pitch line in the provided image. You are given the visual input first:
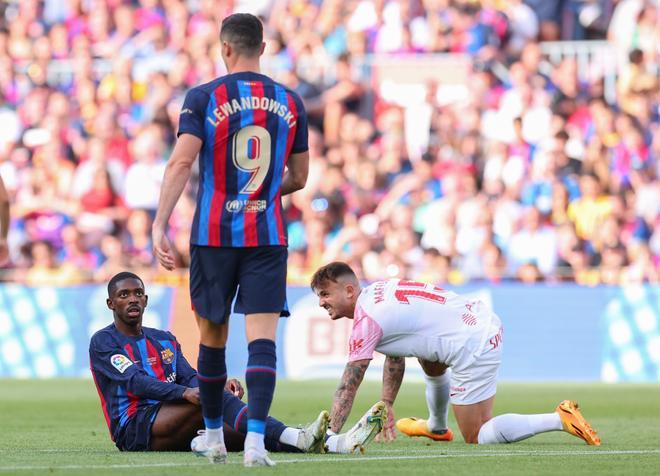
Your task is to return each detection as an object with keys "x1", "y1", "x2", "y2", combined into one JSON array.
[
  {"x1": 1, "y1": 449, "x2": 659, "y2": 471},
  {"x1": 364, "y1": 448, "x2": 660, "y2": 455}
]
